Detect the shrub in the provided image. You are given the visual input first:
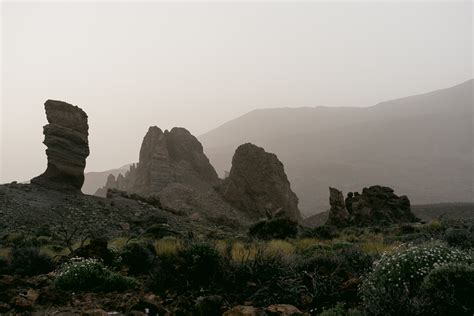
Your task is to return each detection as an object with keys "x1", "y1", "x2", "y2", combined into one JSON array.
[
  {"x1": 178, "y1": 243, "x2": 223, "y2": 287},
  {"x1": 318, "y1": 303, "x2": 365, "y2": 316},
  {"x1": 303, "y1": 225, "x2": 339, "y2": 240},
  {"x1": 120, "y1": 242, "x2": 156, "y2": 275},
  {"x1": 359, "y1": 243, "x2": 470, "y2": 315},
  {"x1": 443, "y1": 227, "x2": 473, "y2": 249},
  {"x1": 0, "y1": 256, "x2": 9, "y2": 274},
  {"x1": 150, "y1": 242, "x2": 223, "y2": 292},
  {"x1": 248, "y1": 218, "x2": 298, "y2": 240},
  {"x1": 416, "y1": 263, "x2": 474, "y2": 316},
  {"x1": 9, "y1": 247, "x2": 55, "y2": 276},
  {"x1": 55, "y1": 257, "x2": 136, "y2": 292}
]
